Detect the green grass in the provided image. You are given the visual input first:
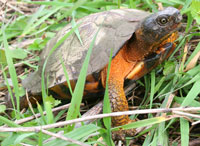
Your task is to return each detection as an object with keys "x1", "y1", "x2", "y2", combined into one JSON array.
[{"x1": 0, "y1": 0, "x2": 200, "y2": 145}]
